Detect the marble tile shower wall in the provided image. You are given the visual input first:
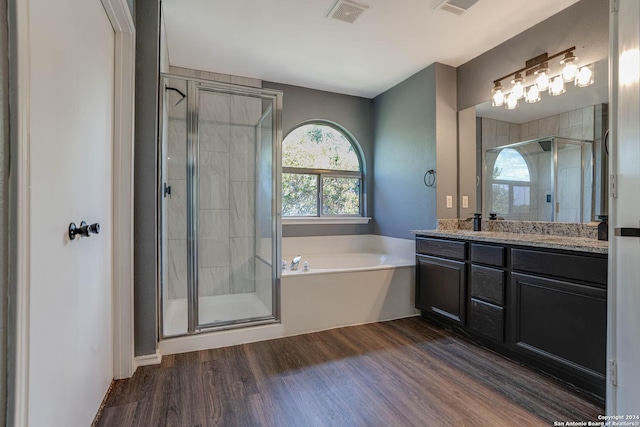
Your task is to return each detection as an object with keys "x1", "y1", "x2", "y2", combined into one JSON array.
[
  {"x1": 481, "y1": 105, "x2": 595, "y2": 151},
  {"x1": 166, "y1": 92, "x2": 261, "y2": 300}
]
